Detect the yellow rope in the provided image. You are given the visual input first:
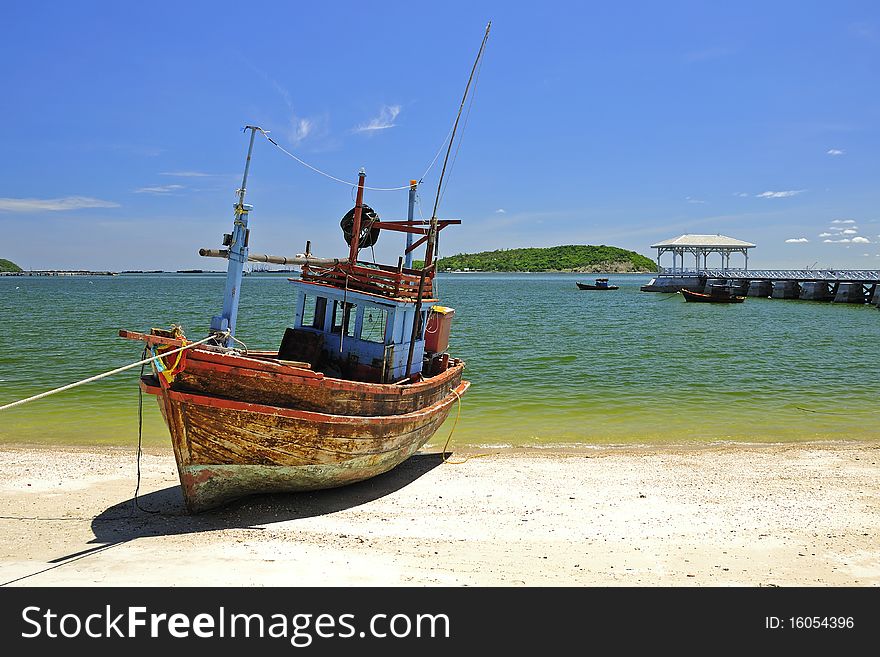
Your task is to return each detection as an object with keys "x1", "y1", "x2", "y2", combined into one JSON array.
[{"x1": 438, "y1": 387, "x2": 495, "y2": 465}]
